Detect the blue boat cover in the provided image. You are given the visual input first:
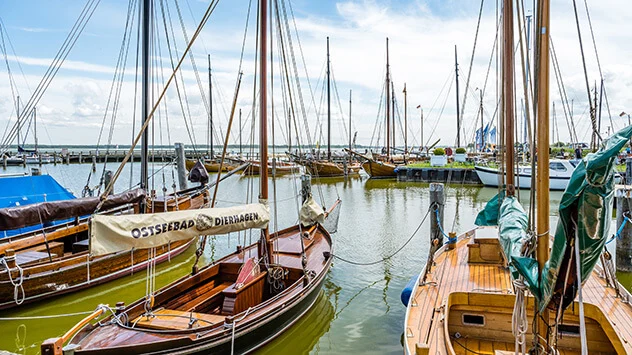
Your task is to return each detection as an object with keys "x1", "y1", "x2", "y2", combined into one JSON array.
[{"x1": 0, "y1": 175, "x2": 75, "y2": 237}]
